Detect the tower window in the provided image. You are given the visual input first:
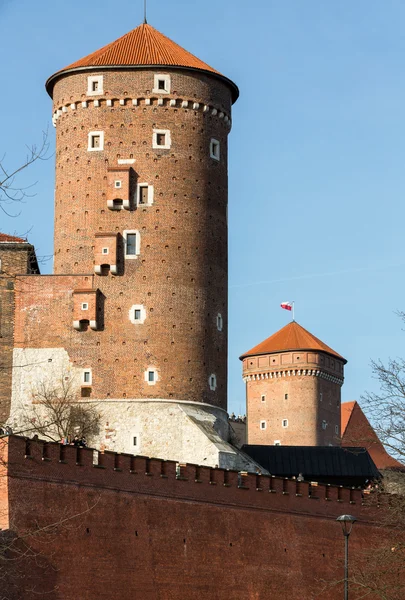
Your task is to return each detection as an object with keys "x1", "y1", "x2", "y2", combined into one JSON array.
[
  {"x1": 261, "y1": 395, "x2": 266, "y2": 402},
  {"x1": 210, "y1": 139, "x2": 220, "y2": 161},
  {"x1": 153, "y1": 129, "x2": 171, "y2": 149},
  {"x1": 129, "y1": 304, "x2": 146, "y2": 324},
  {"x1": 136, "y1": 183, "x2": 154, "y2": 206},
  {"x1": 335, "y1": 425, "x2": 339, "y2": 434},
  {"x1": 260, "y1": 420, "x2": 266, "y2": 430},
  {"x1": 114, "y1": 180, "x2": 122, "y2": 189},
  {"x1": 284, "y1": 393, "x2": 288, "y2": 400},
  {"x1": 216, "y1": 313, "x2": 223, "y2": 332},
  {"x1": 282, "y1": 419, "x2": 288, "y2": 428},
  {"x1": 322, "y1": 420, "x2": 327, "y2": 430},
  {"x1": 274, "y1": 441, "x2": 281, "y2": 446},
  {"x1": 102, "y1": 248, "x2": 109, "y2": 255},
  {"x1": 153, "y1": 74, "x2": 171, "y2": 94},
  {"x1": 81, "y1": 303, "x2": 88, "y2": 311},
  {"x1": 133, "y1": 436, "x2": 138, "y2": 446},
  {"x1": 145, "y1": 368, "x2": 158, "y2": 385},
  {"x1": 87, "y1": 75, "x2": 103, "y2": 96},
  {"x1": 319, "y1": 392, "x2": 323, "y2": 402},
  {"x1": 209, "y1": 374, "x2": 217, "y2": 391},
  {"x1": 140, "y1": 186, "x2": 148, "y2": 204},
  {"x1": 126, "y1": 234, "x2": 136, "y2": 255},
  {"x1": 82, "y1": 370, "x2": 92, "y2": 384},
  {"x1": 124, "y1": 230, "x2": 141, "y2": 258},
  {"x1": 88, "y1": 131, "x2": 104, "y2": 151}
]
